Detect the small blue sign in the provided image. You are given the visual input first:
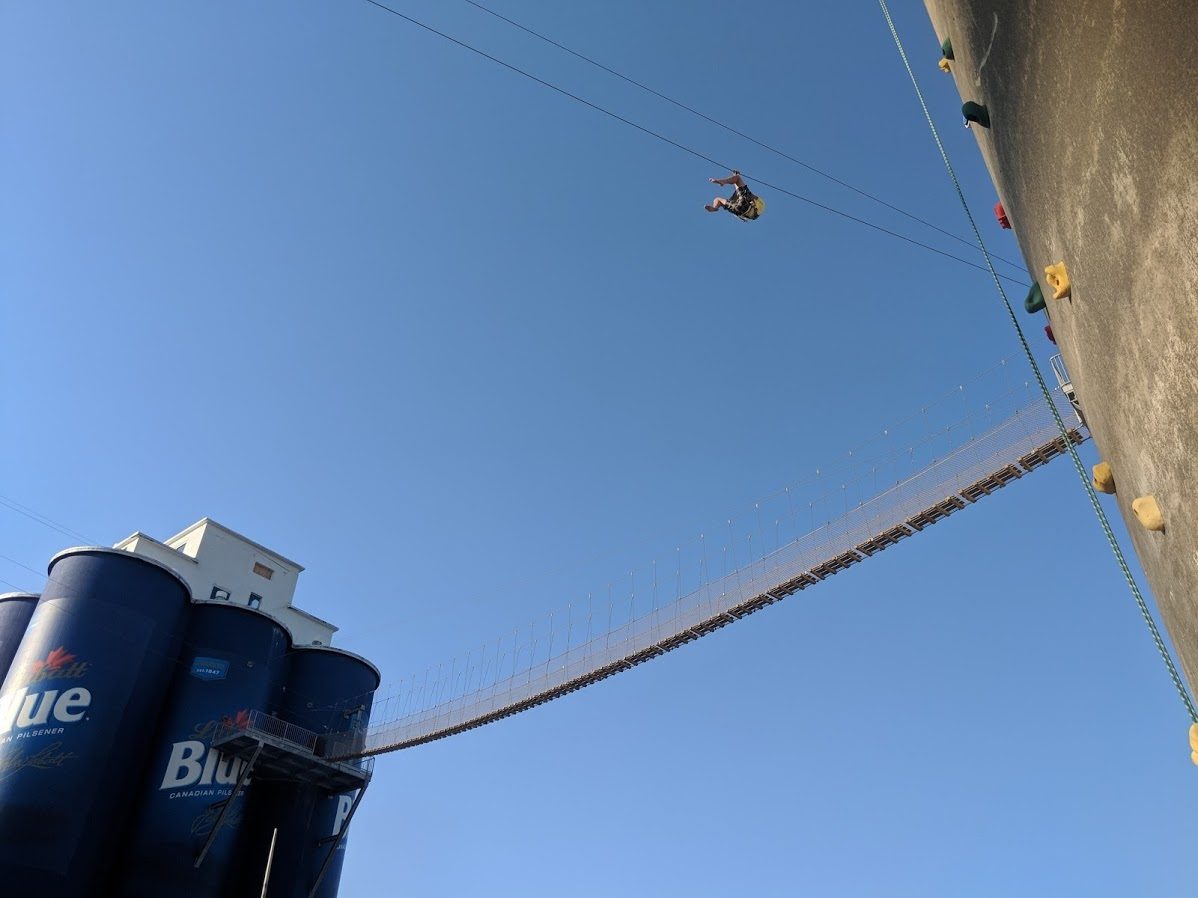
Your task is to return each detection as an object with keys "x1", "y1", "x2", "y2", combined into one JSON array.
[{"x1": 190, "y1": 657, "x2": 229, "y2": 681}]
